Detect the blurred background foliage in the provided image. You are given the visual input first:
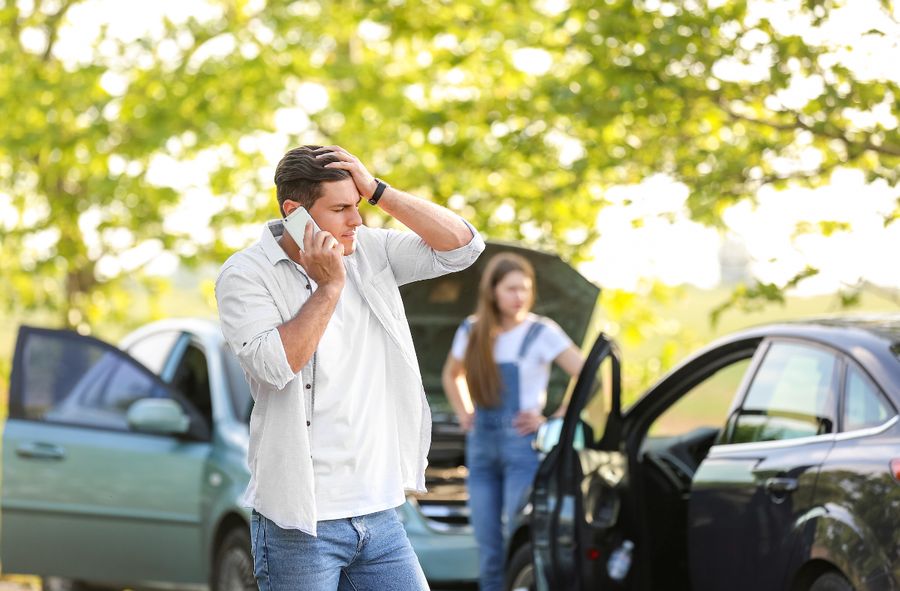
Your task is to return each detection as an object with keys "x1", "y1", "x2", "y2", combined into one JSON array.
[{"x1": 1, "y1": 0, "x2": 898, "y2": 401}]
